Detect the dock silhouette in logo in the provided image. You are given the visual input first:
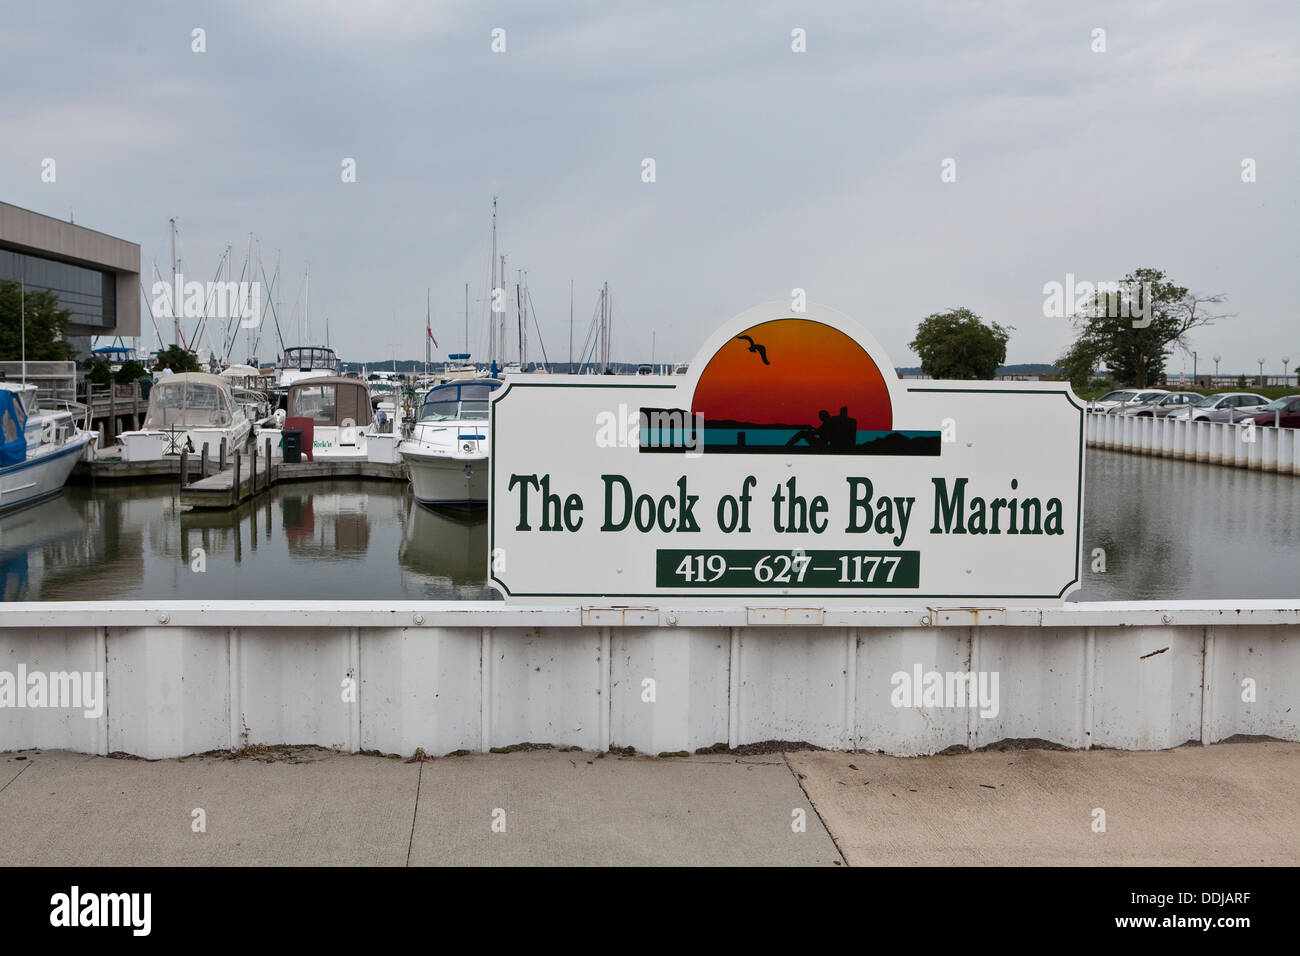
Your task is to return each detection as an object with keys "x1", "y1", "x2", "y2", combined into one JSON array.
[{"x1": 640, "y1": 318, "x2": 941, "y2": 455}]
